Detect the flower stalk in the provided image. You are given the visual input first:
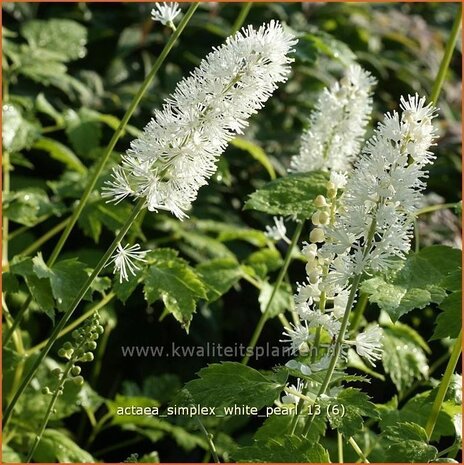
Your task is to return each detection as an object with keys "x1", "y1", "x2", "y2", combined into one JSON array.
[
  {"x1": 2, "y1": 2, "x2": 199, "y2": 347},
  {"x1": 3, "y1": 198, "x2": 144, "y2": 429},
  {"x1": 242, "y1": 221, "x2": 304, "y2": 365}
]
